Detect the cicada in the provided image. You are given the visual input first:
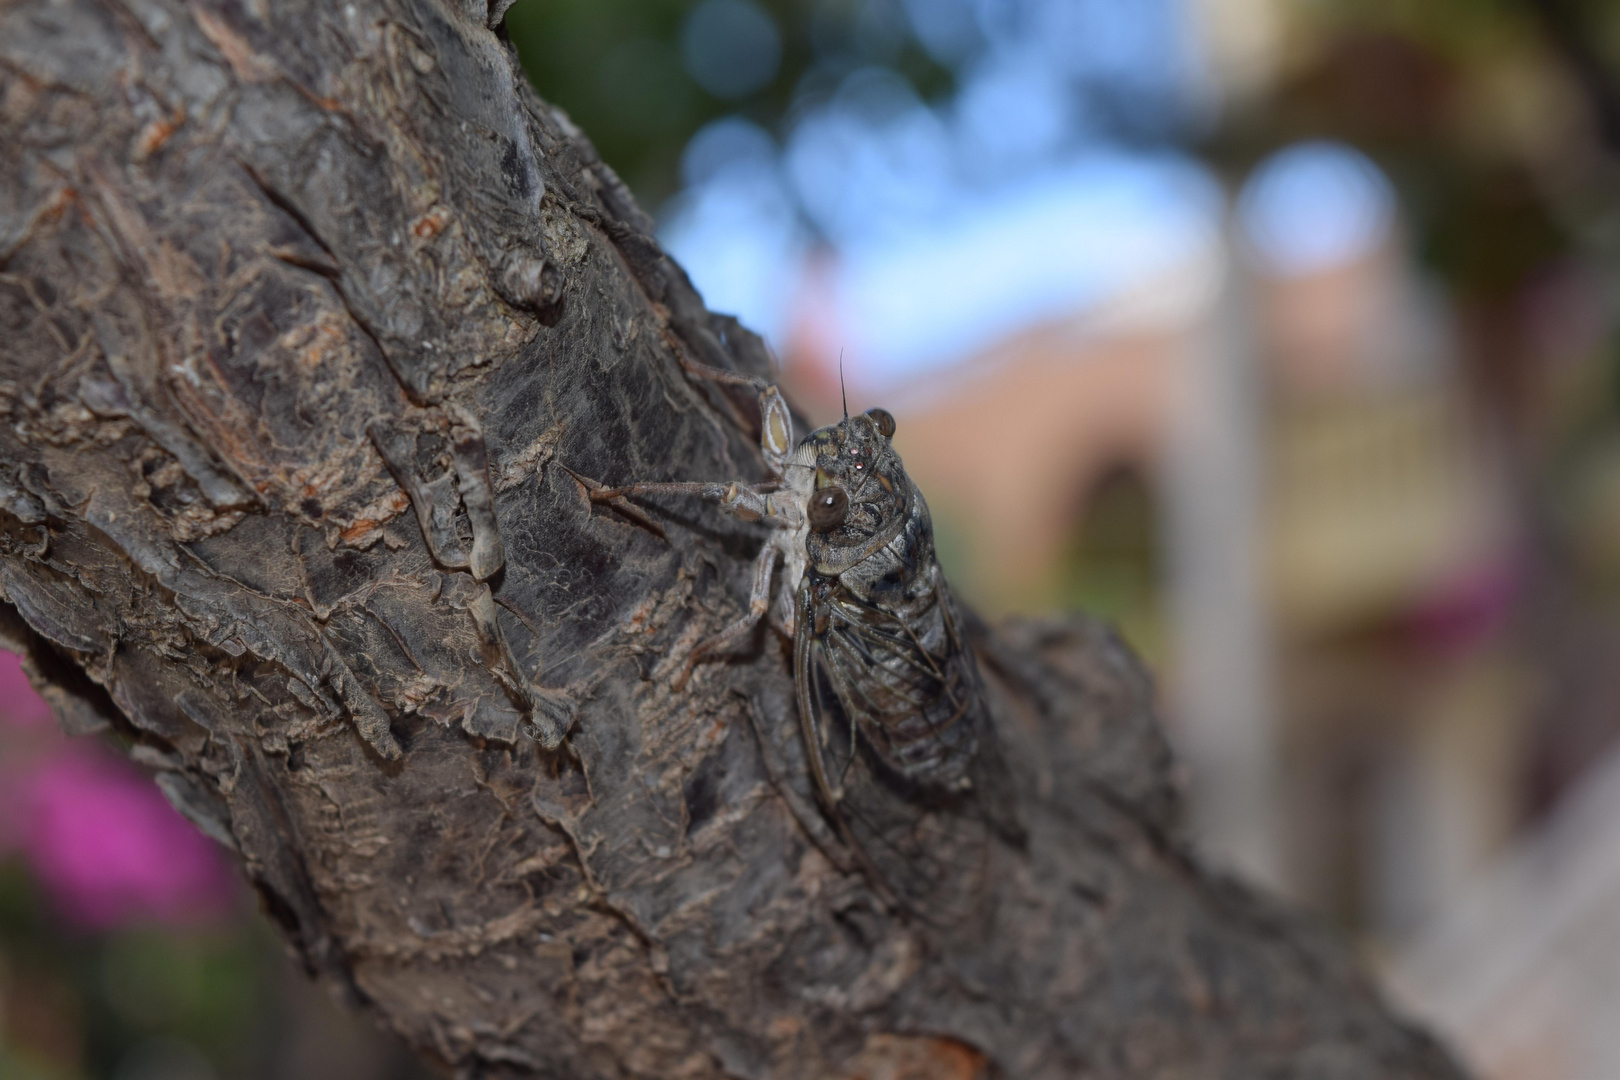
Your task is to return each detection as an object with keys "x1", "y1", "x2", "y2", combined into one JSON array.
[{"x1": 594, "y1": 379, "x2": 1020, "y2": 921}]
